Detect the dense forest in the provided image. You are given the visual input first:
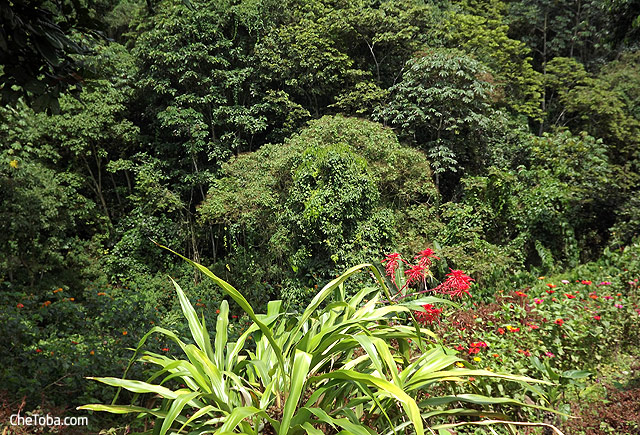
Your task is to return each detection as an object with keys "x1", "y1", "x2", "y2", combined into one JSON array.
[{"x1": 2, "y1": 0, "x2": 640, "y2": 433}]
